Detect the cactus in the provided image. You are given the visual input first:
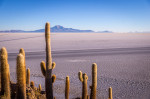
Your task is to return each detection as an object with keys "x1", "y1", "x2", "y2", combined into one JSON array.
[
  {"x1": 30, "y1": 81, "x2": 35, "y2": 89},
  {"x1": 0, "y1": 47, "x2": 11, "y2": 99},
  {"x1": 16, "y1": 53, "x2": 26, "y2": 99},
  {"x1": 108, "y1": 87, "x2": 113, "y2": 99},
  {"x1": 78, "y1": 71, "x2": 88, "y2": 99},
  {"x1": 39, "y1": 84, "x2": 42, "y2": 92},
  {"x1": 26, "y1": 68, "x2": 30, "y2": 87},
  {"x1": 39, "y1": 22, "x2": 57, "y2": 99},
  {"x1": 65, "y1": 76, "x2": 70, "y2": 99},
  {"x1": 90, "y1": 63, "x2": 97, "y2": 99}
]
